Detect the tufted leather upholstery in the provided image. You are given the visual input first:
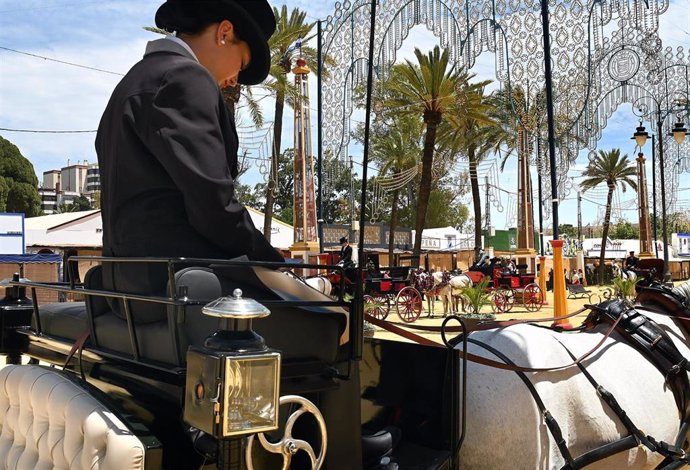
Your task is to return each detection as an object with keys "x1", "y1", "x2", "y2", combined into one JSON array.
[{"x1": 0, "y1": 365, "x2": 146, "y2": 470}]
